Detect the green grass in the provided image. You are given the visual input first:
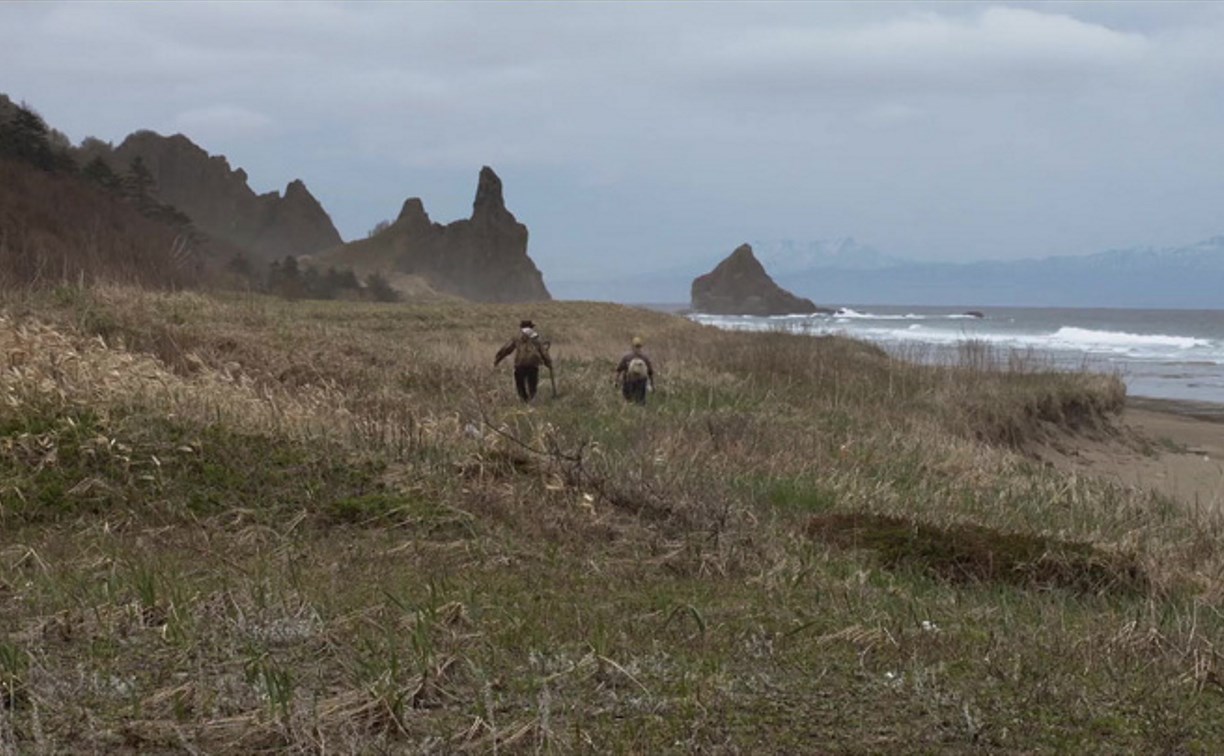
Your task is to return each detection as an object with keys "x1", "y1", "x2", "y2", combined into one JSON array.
[
  {"x1": 0, "y1": 408, "x2": 387, "y2": 524},
  {"x1": 1, "y1": 285, "x2": 1222, "y2": 752}
]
